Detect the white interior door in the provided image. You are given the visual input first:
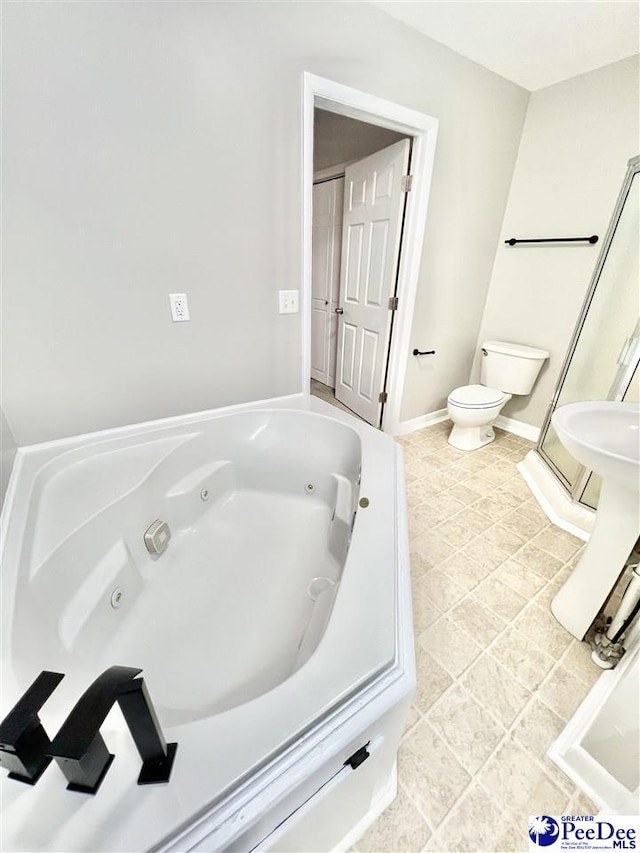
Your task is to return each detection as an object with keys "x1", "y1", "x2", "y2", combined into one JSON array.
[
  {"x1": 310, "y1": 178, "x2": 344, "y2": 388},
  {"x1": 334, "y1": 139, "x2": 410, "y2": 425}
]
